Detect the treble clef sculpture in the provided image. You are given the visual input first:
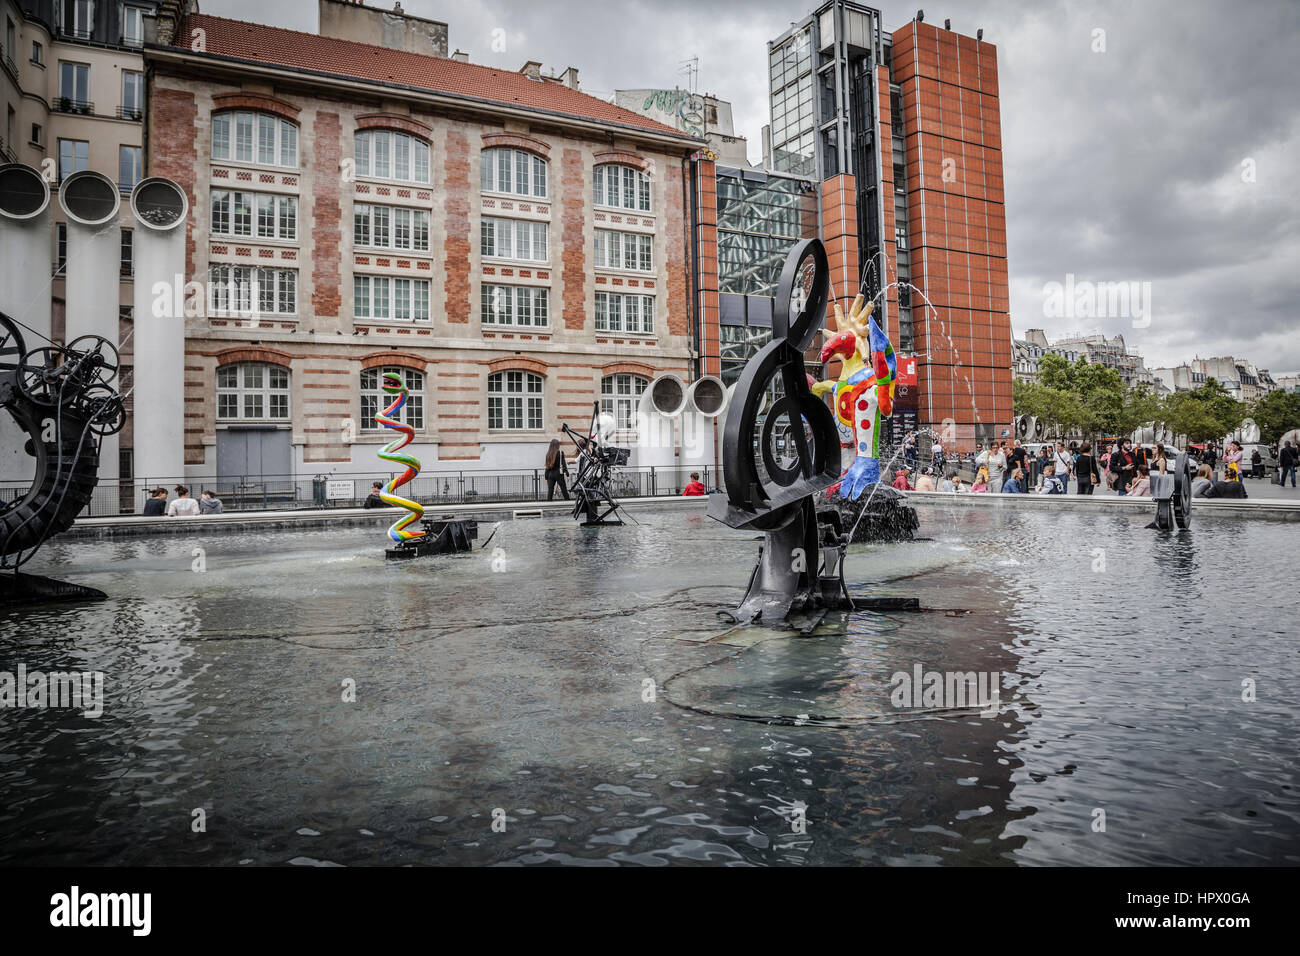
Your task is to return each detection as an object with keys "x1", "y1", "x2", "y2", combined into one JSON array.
[{"x1": 708, "y1": 239, "x2": 851, "y2": 625}]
